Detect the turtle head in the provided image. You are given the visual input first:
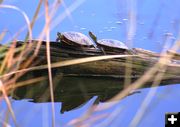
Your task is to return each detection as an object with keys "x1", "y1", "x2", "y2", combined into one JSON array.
[
  {"x1": 56, "y1": 32, "x2": 62, "y2": 42},
  {"x1": 89, "y1": 31, "x2": 97, "y2": 42}
]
